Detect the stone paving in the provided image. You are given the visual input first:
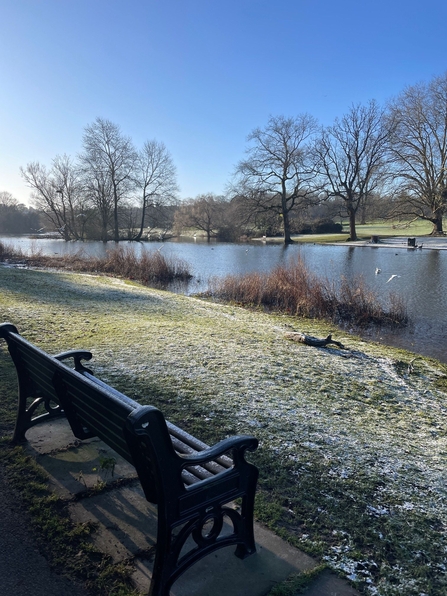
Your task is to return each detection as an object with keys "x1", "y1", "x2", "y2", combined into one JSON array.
[{"x1": 22, "y1": 417, "x2": 360, "y2": 596}]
